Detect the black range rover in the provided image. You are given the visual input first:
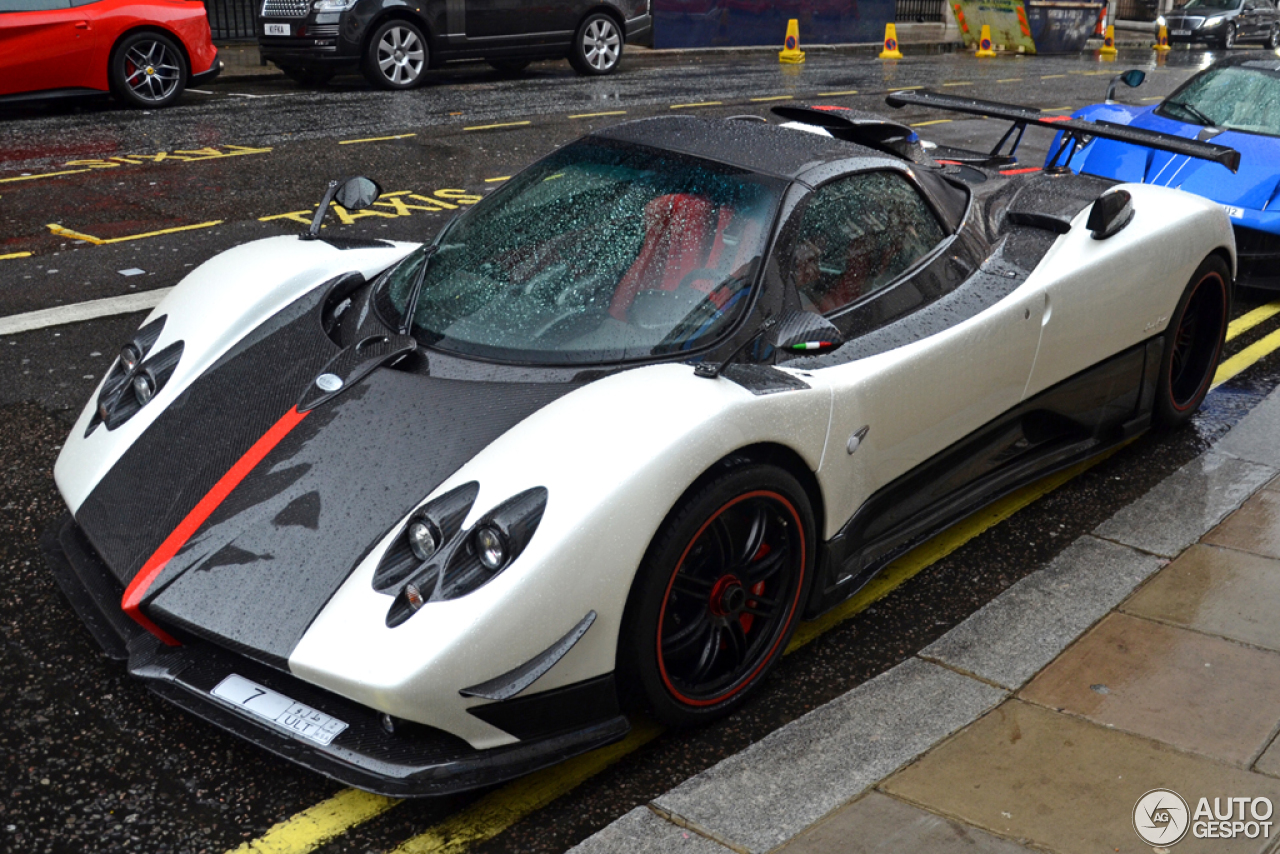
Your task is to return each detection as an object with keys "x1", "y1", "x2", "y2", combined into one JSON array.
[{"x1": 258, "y1": 0, "x2": 651, "y2": 87}]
